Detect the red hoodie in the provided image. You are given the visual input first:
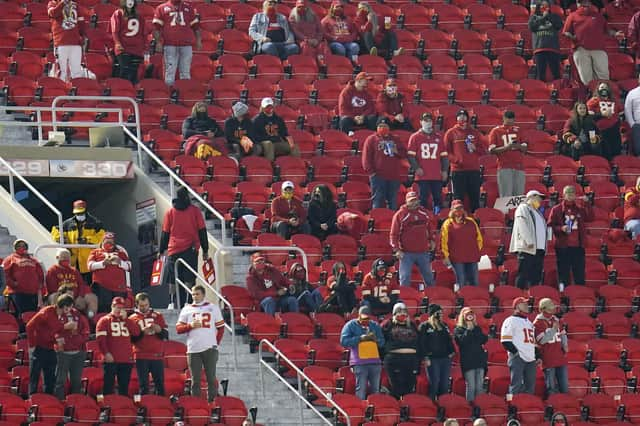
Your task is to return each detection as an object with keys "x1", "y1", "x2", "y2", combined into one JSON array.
[
  {"x1": 390, "y1": 205, "x2": 434, "y2": 253},
  {"x1": 87, "y1": 246, "x2": 131, "y2": 293},
  {"x1": 444, "y1": 124, "x2": 483, "y2": 172},
  {"x1": 376, "y1": 92, "x2": 406, "y2": 120},
  {"x1": 246, "y1": 265, "x2": 289, "y2": 302},
  {"x1": 562, "y1": 6, "x2": 608, "y2": 51},
  {"x1": 361, "y1": 132, "x2": 407, "y2": 181},
  {"x1": 624, "y1": 187, "x2": 640, "y2": 222},
  {"x1": 56, "y1": 308, "x2": 90, "y2": 352},
  {"x1": 338, "y1": 81, "x2": 376, "y2": 118},
  {"x1": 547, "y1": 200, "x2": 593, "y2": 249},
  {"x1": 270, "y1": 196, "x2": 307, "y2": 223},
  {"x1": 321, "y1": 15, "x2": 357, "y2": 43},
  {"x1": 2, "y1": 253, "x2": 44, "y2": 295},
  {"x1": 26, "y1": 306, "x2": 66, "y2": 349},
  {"x1": 45, "y1": 263, "x2": 90, "y2": 298}
]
